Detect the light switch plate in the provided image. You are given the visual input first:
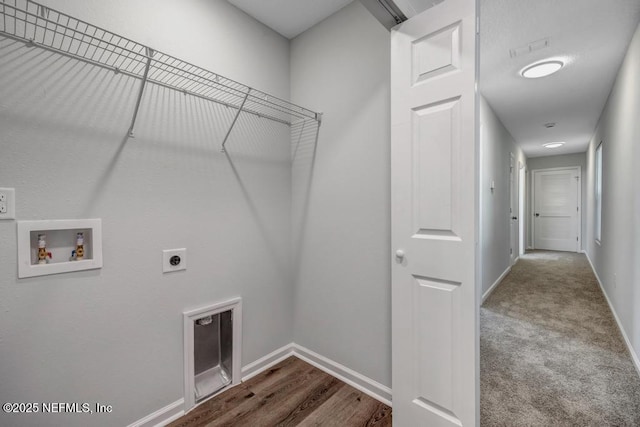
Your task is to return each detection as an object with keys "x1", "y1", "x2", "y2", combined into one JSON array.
[
  {"x1": 0, "y1": 188, "x2": 15, "y2": 220},
  {"x1": 163, "y1": 248, "x2": 186, "y2": 273}
]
